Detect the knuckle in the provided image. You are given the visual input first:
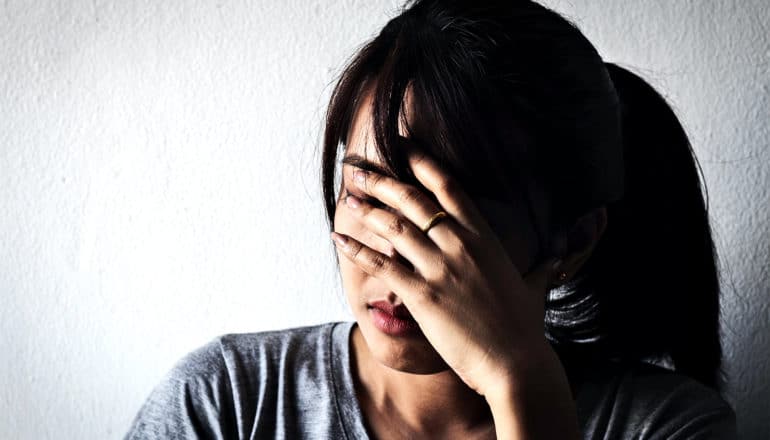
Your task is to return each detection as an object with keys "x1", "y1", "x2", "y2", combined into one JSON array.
[
  {"x1": 349, "y1": 242, "x2": 363, "y2": 259},
  {"x1": 411, "y1": 150, "x2": 431, "y2": 170},
  {"x1": 398, "y1": 186, "x2": 424, "y2": 205},
  {"x1": 436, "y1": 254, "x2": 464, "y2": 288},
  {"x1": 386, "y1": 216, "x2": 409, "y2": 236},
  {"x1": 415, "y1": 285, "x2": 440, "y2": 305},
  {"x1": 368, "y1": 252, "x2": 390, "y2": 273},
  {"x1": 454, "y1": 238, "x2": 472, "y2": 258},
  {"x1": 436, "y1": 255, "x2": 454, "y2": 281},
  {"x1": 437, "y1": 175, "x2": 459, "y2": 198},
  {"x1": 448, "y1": 237, "x2": 479, "y2": 270},
  {"x1": 445, "y1": 233, "x2": 472, "y2": 258}
]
